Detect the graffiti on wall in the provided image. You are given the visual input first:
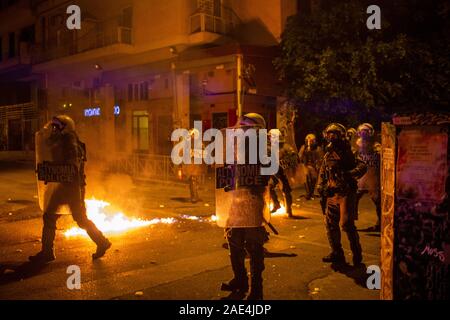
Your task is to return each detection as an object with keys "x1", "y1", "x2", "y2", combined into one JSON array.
[{"x1": 395, "y1": 126, "x2": 449, "y2": 300}]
